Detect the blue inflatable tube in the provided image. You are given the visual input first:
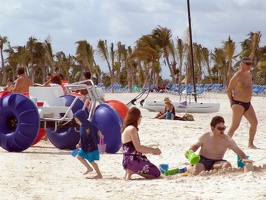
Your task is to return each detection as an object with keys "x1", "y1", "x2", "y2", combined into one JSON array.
[
  {"x1": 46, "y1": 95, "x2": 89, "y2": 150},
  {"x1": 0, "y1": 94, "x2": 40, "y2": 152},
  {"x1": 92, "y1": 104, "x2": 123, "y2": 154}
]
